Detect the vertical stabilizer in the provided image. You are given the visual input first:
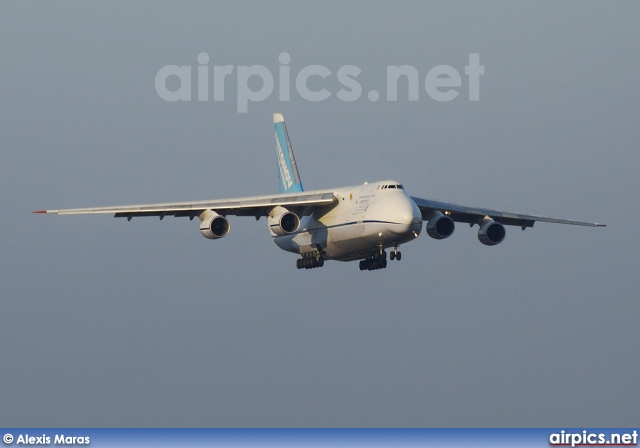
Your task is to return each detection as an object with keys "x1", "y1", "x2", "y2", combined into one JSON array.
[{"x1": 274, "y1": 113, "x2": 304, "y2": 194}]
